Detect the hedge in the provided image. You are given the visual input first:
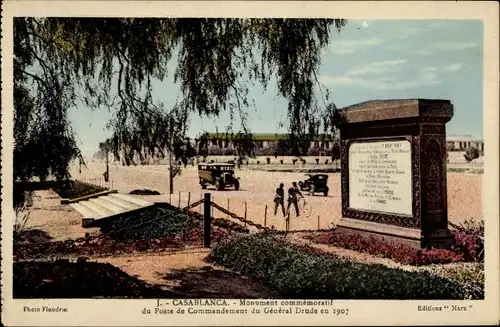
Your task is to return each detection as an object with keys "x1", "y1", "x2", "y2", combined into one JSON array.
[
  {"x1": 208, "y1": 234, "x2": 464, "y2": 299},
  {"x1": 52, "y1": 180, "x2": 108, "y2": 199}
]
